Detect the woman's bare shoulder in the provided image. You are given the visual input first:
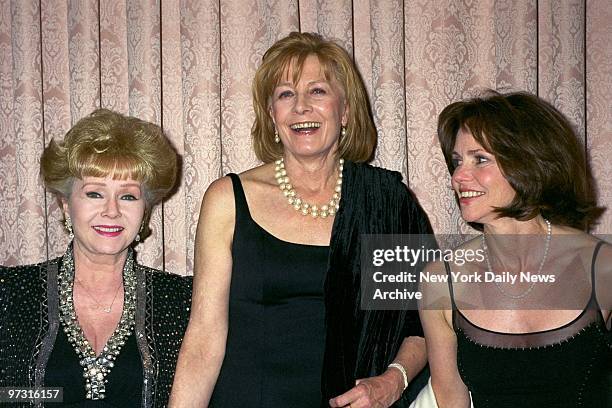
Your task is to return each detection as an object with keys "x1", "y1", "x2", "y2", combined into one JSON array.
[
  {"x1": 235, "y1": 163, "x2": 277, "y2": 199},
  {"x1": 201, "y1": 176, "x2": 234, "y2": 210},
  {"x1": 238, "y1": 163, "x2": 274, "y2": 185},
  {"x1": 420, "y1": 259, "x2": 453, "y2": 311}
]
